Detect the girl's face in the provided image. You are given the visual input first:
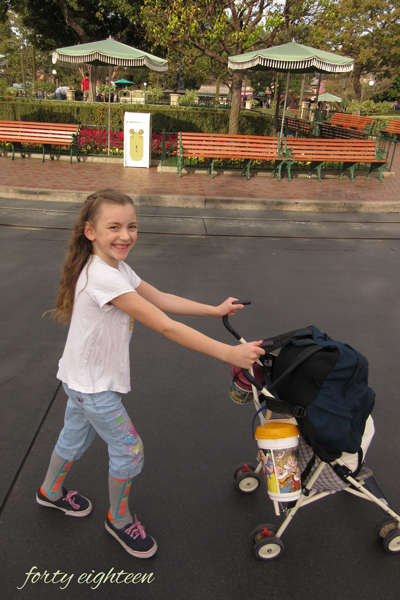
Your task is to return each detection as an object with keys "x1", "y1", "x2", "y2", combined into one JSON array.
[{"x1": 84, "y1": 202, "x2": 138, "y2": 268}]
